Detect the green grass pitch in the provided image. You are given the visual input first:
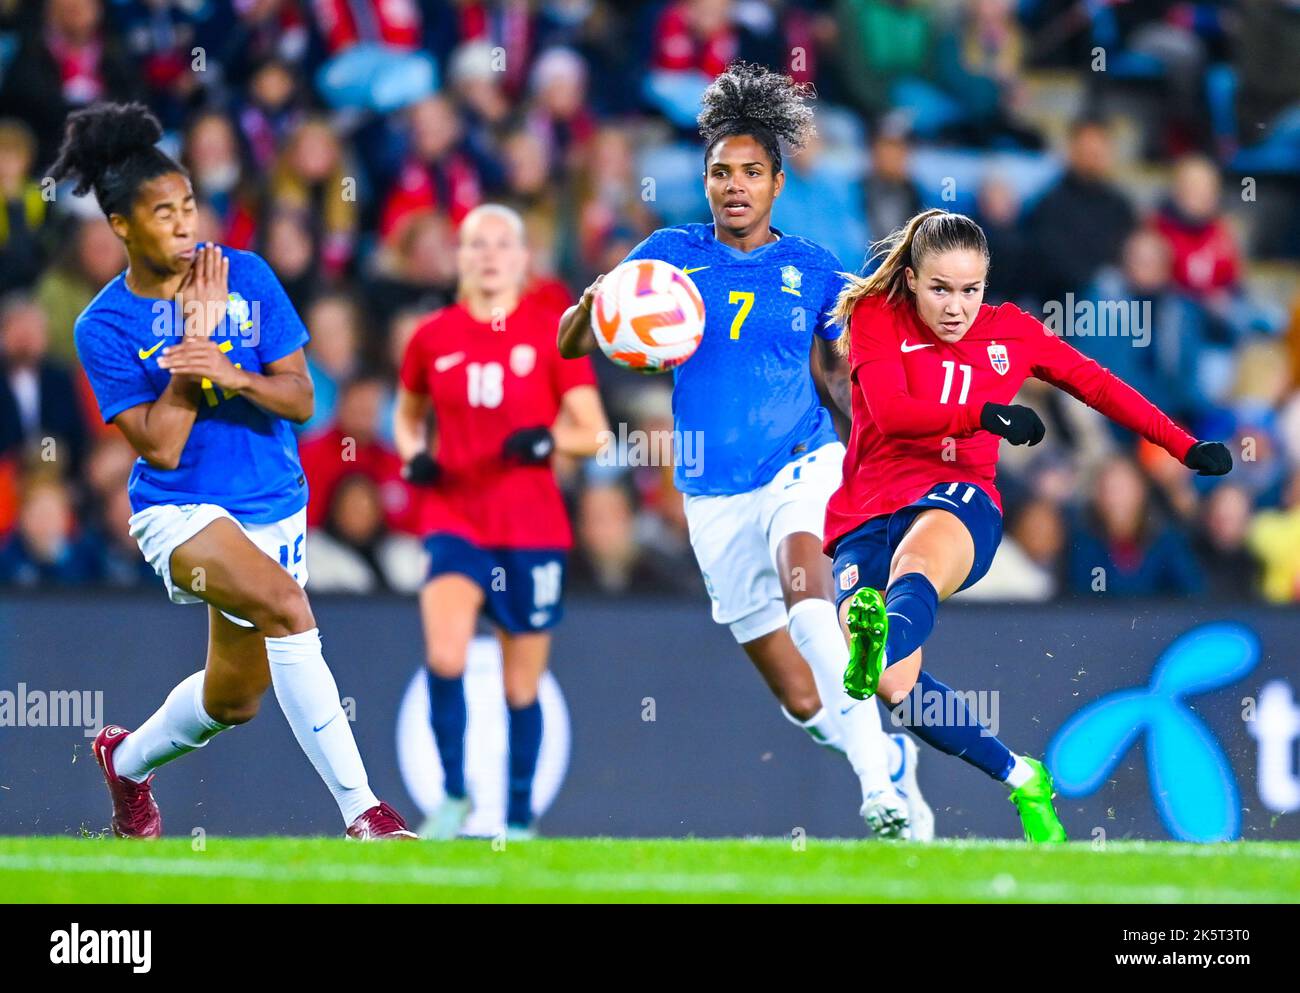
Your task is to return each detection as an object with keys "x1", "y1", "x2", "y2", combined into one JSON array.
[{"x1": 2, "y1": 836, "x2": 1298, "y2": 902}]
